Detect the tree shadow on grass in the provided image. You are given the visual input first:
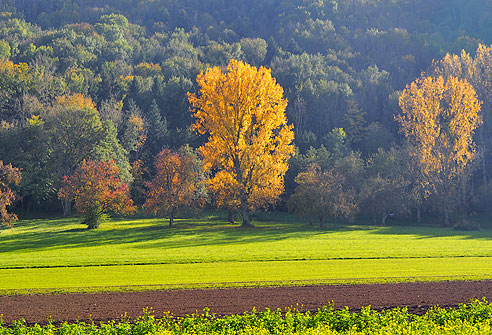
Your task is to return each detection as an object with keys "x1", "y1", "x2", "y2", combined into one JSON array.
[
  {"x1": 3, "y1": 214, "x2": 492, "y2": 257},
  {"x1": 367, "y1": 223, "x2": 492, "y2": 241},
  {"x1": 0, "y1": 216, "x2": 344, "y2": 254},
  {"x1": 62, "y1": 228, "x2": 90, "y2": 233}
]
